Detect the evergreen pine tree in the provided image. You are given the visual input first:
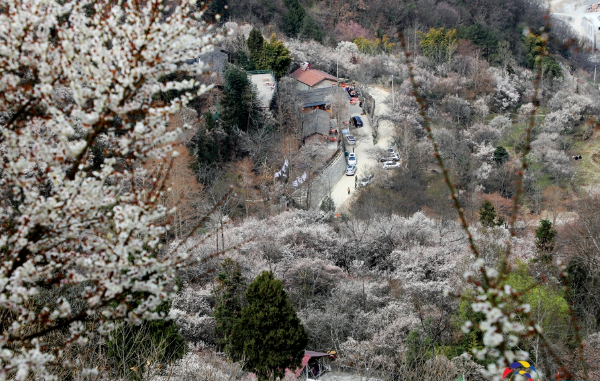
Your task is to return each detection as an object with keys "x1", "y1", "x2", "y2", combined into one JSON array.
[
  {"x1": 535, "y1": 219, "x2": 557, "y2": 256},
  {"x1": 247, "y1": 28, "x2": 264, "y2": 66},
  {"x1": 493, "y1": 146, "x2": 509, "y2": 165},
  {"x1": 320, "y1": 196, "x2": 335, "y2": 212},
  {"x1": 229, "y1": 271, "x2": 309, "y2": 380},
  {"x1": 213, "y1": 259, "x2": 245, "y2": 353},
  {"x1": 479, "y1": 200, "x2": 503, "y2": 227},
  {"x1": 219, "y1": 65, "x2": 262, "y2": 159},
  {"x1": 282, "y1": 0, "x2": 306, "y2": 37},
  {"x1": 301, "y1": 16, "x2": 324, "y2": 42}
]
